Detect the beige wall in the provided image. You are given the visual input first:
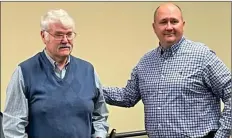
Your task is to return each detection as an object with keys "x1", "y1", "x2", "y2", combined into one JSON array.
[{"x1": 1, "y1": 2, "x2": 231, "y2": 133}]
